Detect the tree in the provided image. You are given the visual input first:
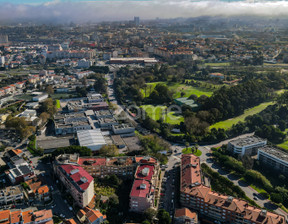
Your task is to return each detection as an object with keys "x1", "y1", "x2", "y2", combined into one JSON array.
[
  {"x1": 39, "y1": 112, "x2": 50, "y2": 124},
  {"x1": 157, "y1": 209, "x2": 171, "y2": 224},
  {"x1": 93, "y1": 74, "x2": 107, "y2": 94},
  {"x1": 45, "y1": 85, "x2": 54, "y2": 95},
  {"x1": 271, "y1": 193, "x2": 283, "y2": 204},
  {"x1": 40, "y1": 98, "x2": 57, "y2": 116},
  {"x1": 241, "y1": 155, "x2": 254, "y2": 170},
  {"x1": 99, "y1": 145, "x2": 119, "y2": 157},
  {"x1": 142, "y1": 221, "x2": 151, "y2": 224},
  {"x1": 144, "y1": 208, "x2": 157, "y2": 222}
]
